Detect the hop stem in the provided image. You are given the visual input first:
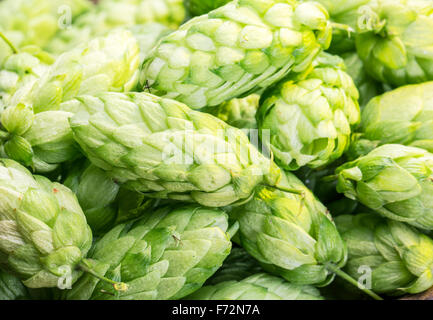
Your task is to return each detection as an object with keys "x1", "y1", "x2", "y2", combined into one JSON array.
[
  {"x1": 79, "y1": 260, "x2": 129, "y2": 293},
  {"x1": 326, "y1": 263, "x2": 383, "y2": 301},
  {"x1": 331, "y1": 22, "x2": 355, "y2": 37},
  {"x1": 0, "y1": 31, "x2": 18, "y2": 54}
]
